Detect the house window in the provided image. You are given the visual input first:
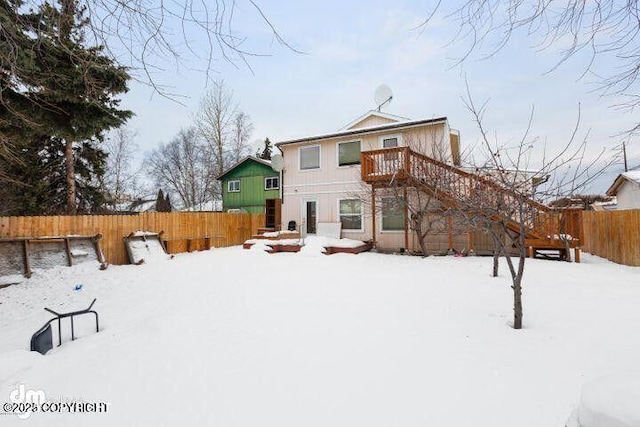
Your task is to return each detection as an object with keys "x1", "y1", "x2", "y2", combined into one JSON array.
[
  {"x1": 339, "y1": 199, "x2": 363, "y2": 231},
  {"x1": 382, "y1": 136, "x2": 399, "y2": 161},
  {"x1": 338, "y1": 141, "x2": 361, "y2": 166},
  {"x1": 382, "y1": 137, "x2": 398, "y2": 149},
  {"x1": 228, "y1": 180, "x2": 240, "y2": 193},
  {"x1": 300, "y1": 145, "x2": 320, "y2": 170},
  {"x1": 382, "y1": 197, "x2": 405, "y2": 231},
  {"x1": 265, "y1": 176, "x2": 279, "y2": 190}
]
